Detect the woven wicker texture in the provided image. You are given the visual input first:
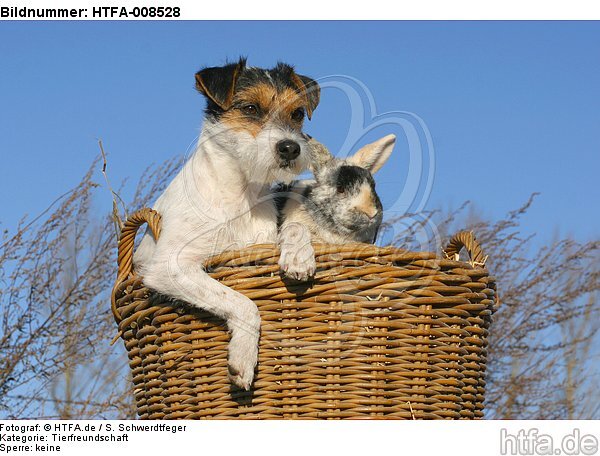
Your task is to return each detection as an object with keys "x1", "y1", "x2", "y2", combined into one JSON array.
[{"x1": 112, "y1": 208, "x2": 496, "y2": 419}]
